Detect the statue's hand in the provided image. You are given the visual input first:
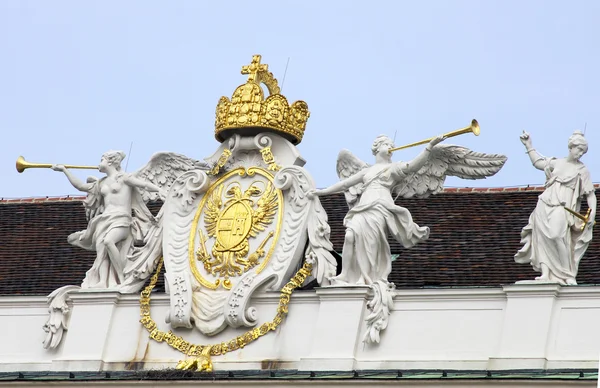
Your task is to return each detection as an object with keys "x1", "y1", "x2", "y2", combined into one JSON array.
[
  {"x1": 428, "y1": 135, "x2": 446, "y2": 148},
  {"x1": 587, "y1": 211, "x2": 596, "y2": 229},
  {"x1": 51, "y1": 164, "x2": 66, "y2": 172},
  {"x1": 307, "y1": 189, "x2": 320, "y2": 199},
  {"x1": 520, "y1": 130, "x2": 533, "y2": 148}
]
